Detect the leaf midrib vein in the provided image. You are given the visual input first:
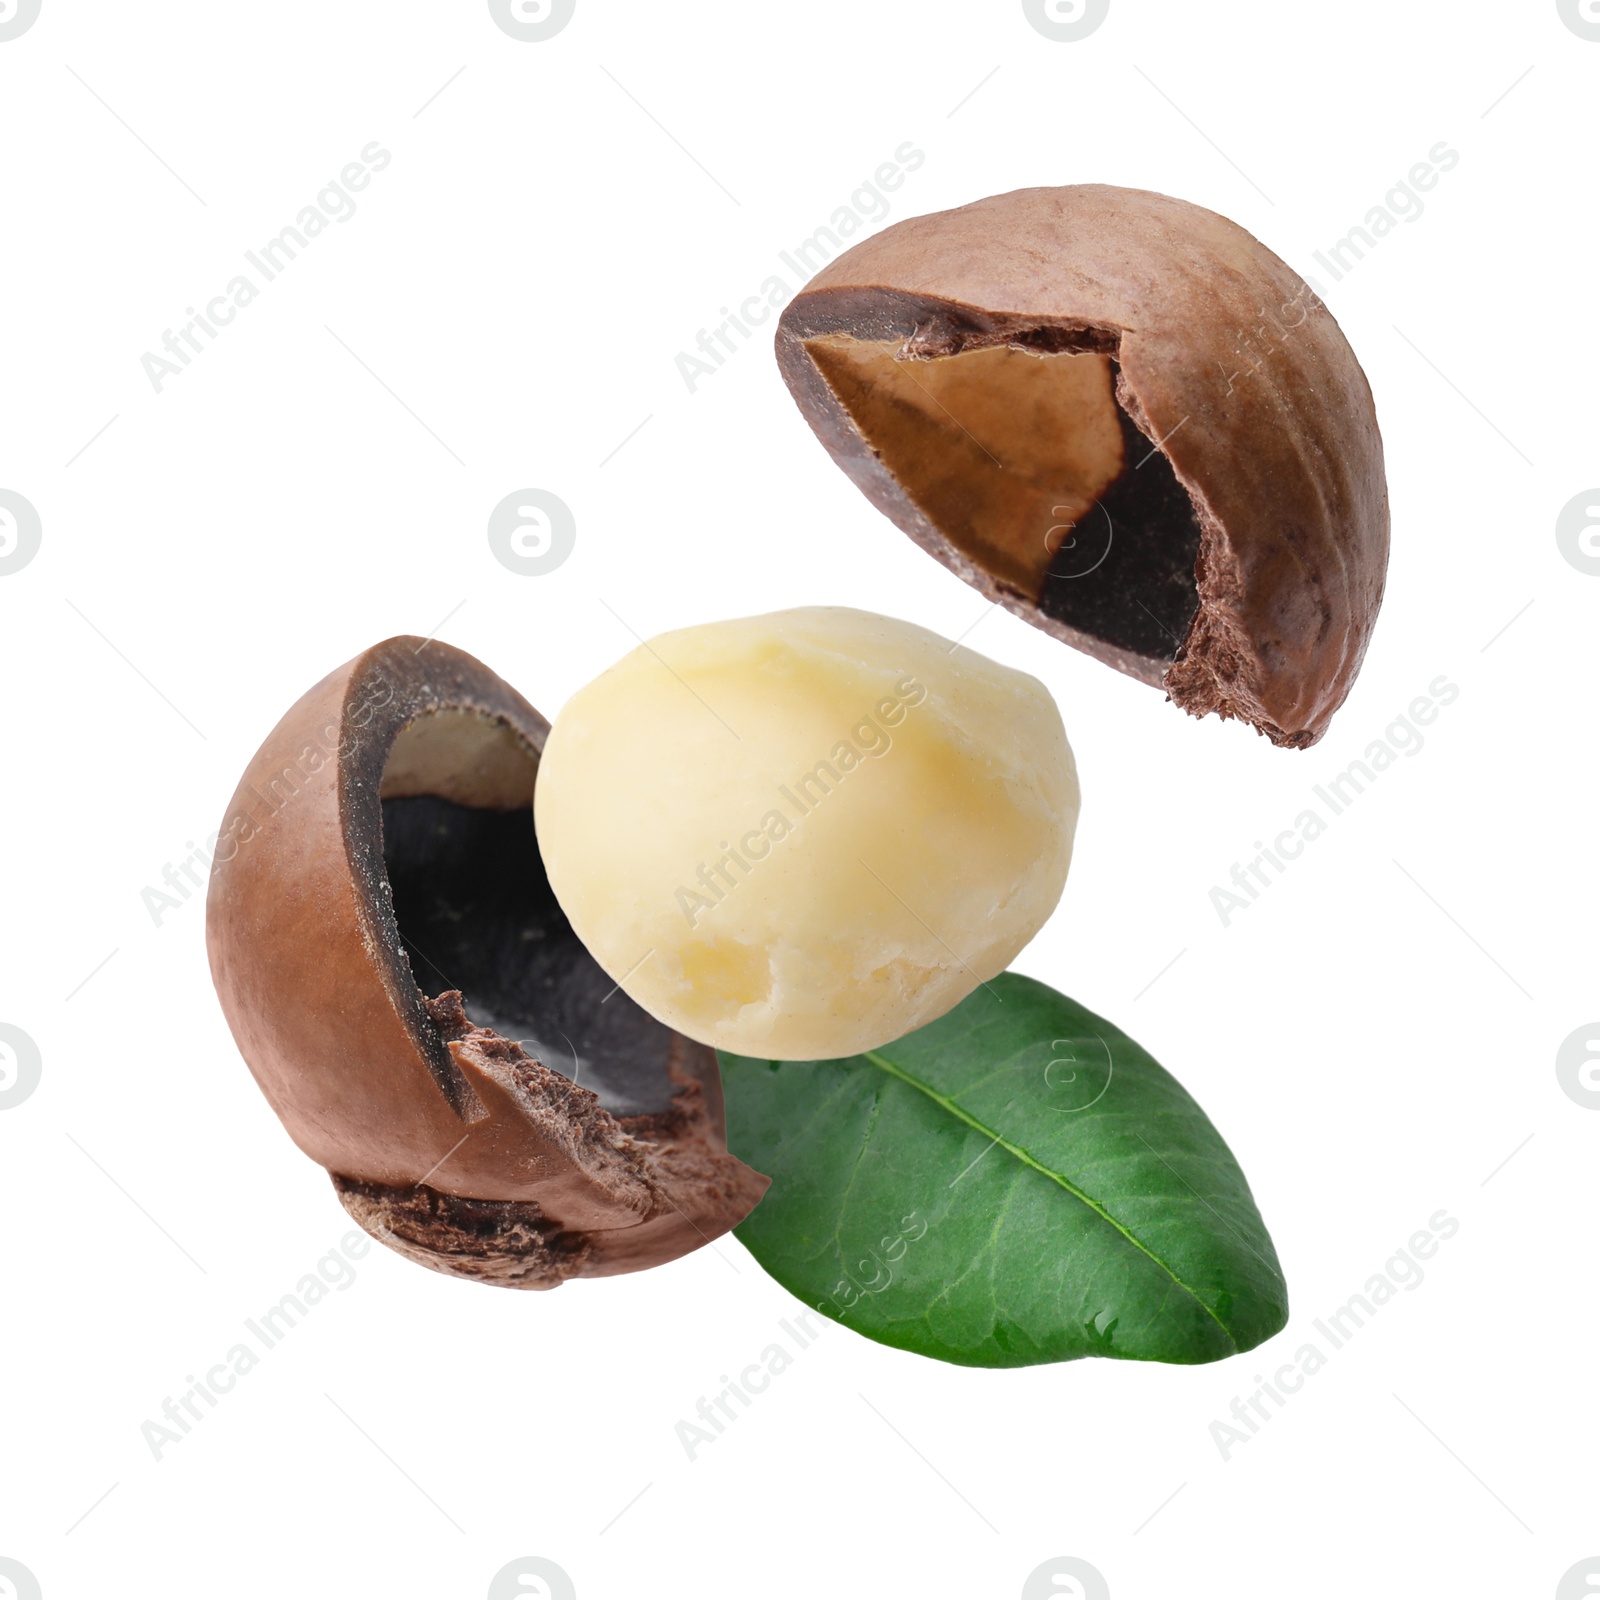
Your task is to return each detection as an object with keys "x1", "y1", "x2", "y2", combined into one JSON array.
[{"x1": 861, "y1": 1047, "x2": 1238, "y2": 1353}]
